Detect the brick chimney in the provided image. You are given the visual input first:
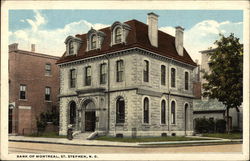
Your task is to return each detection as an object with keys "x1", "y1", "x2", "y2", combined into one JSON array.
[
  {"x1": 147, "y1": 12, "x2": 159, "y2": 47},
  {"x1": 9, "y1": 43, "x2": 18, "y2": 52},
  {"x1": 175, "y1": 26, "x2": 184, "y2": 56},
  {"x1": 31, "y1": 44, "x2": 35, "y2": 52}
]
